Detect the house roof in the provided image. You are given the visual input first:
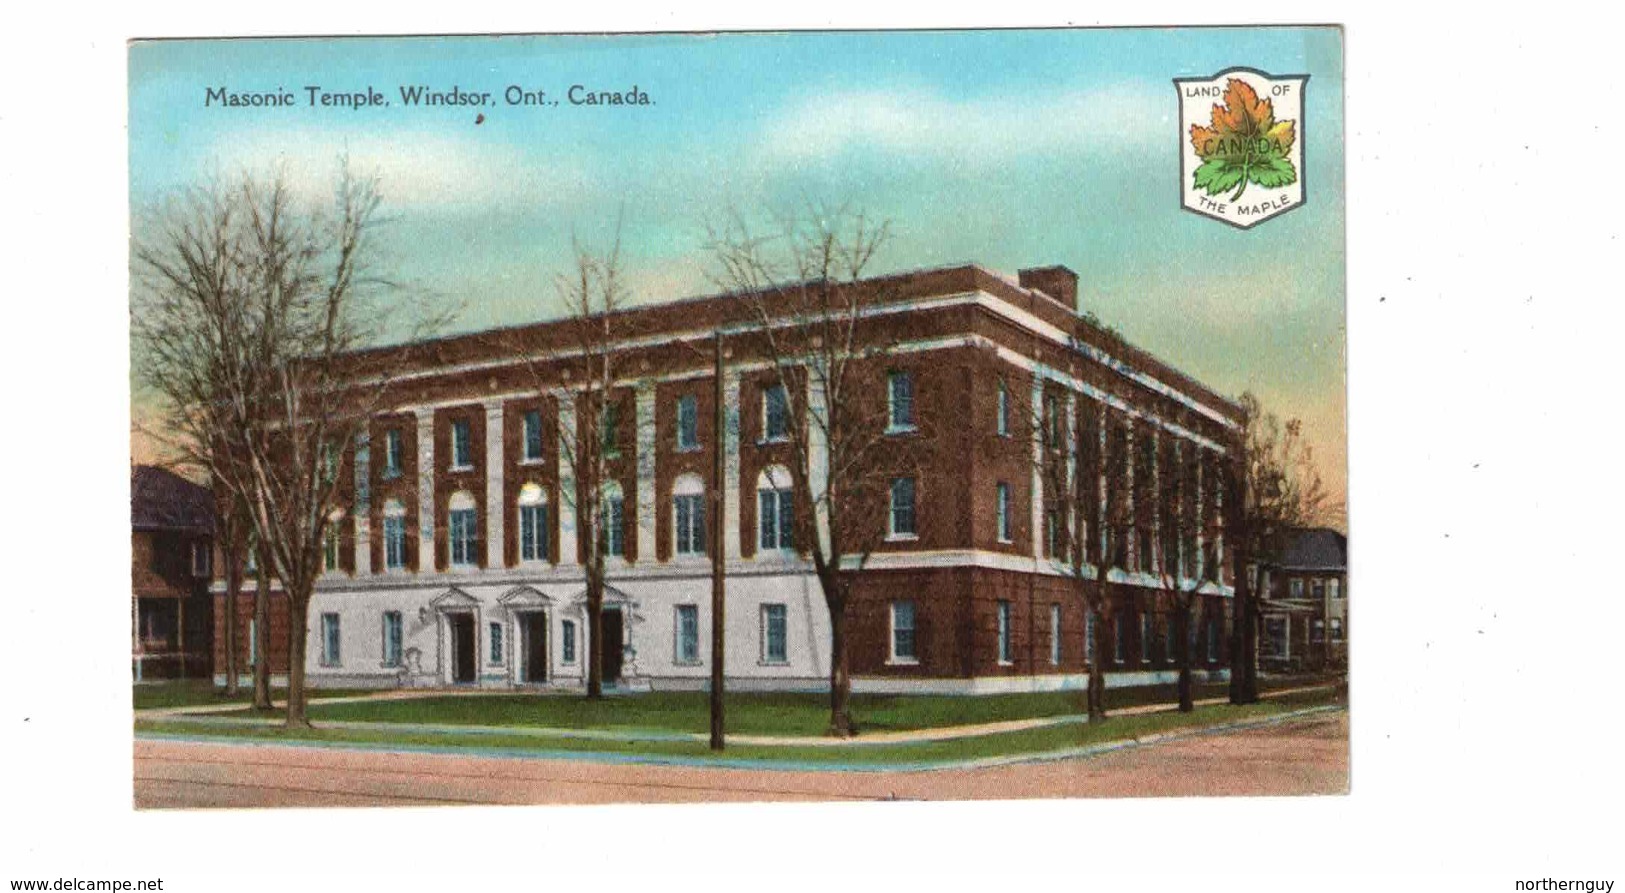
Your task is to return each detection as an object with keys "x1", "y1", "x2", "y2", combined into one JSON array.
[
  {"x1": 1278, "y1": 527, "x2": 1347, "y2": 571},
  {"x1": 131, "y1": 465, "x2": 214, "y2": 534}
]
